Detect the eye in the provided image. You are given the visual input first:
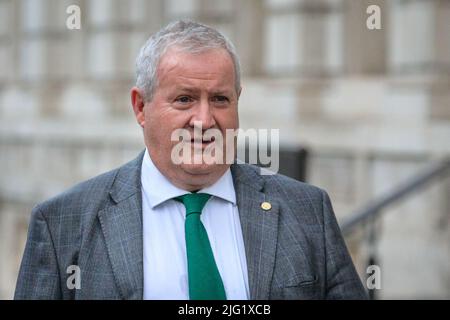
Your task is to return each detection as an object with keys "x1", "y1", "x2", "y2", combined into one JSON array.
[
  {"x1": 174, "y1": 96, "x2": 194, "y2": 105},
  {"x1": 212, "y1": 96, "x2": 230, "y2": 104},
  {"x1": 175, "y1": 96, "x2": 193, "y2": 104}
]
